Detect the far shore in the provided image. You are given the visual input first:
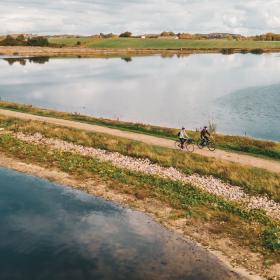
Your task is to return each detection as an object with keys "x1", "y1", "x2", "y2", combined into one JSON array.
[{"x1": 1, "y1": 46, "x2": 280, "y2": 57}]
